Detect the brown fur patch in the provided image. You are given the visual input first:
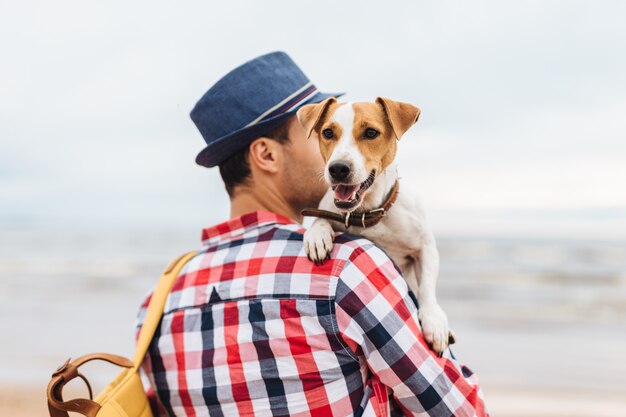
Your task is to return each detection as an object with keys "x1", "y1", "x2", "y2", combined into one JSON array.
[
  {"x1": 313, "y1": 102, "x2": 347, "y2": 163},
  {"x1": 351, "y1": 102, "x2": 398, "y2": 174},
  {"x1": 376, "y1": 97, "x2": 421, "y2": 140},
  {"x1": 297, "y1": 98, "x2": 340, "y2": 139}
]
